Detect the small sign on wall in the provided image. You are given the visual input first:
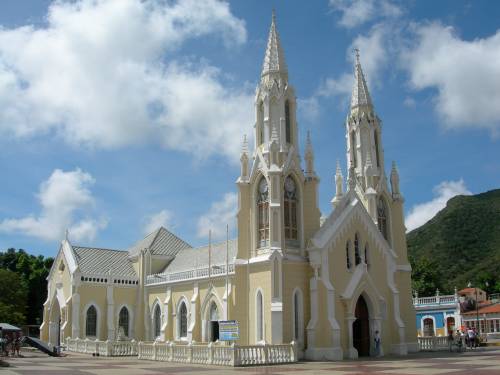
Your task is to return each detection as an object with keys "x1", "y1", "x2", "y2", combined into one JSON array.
[{"x1": 218, "y1": 320, "x2": 239, "y2": 341}]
